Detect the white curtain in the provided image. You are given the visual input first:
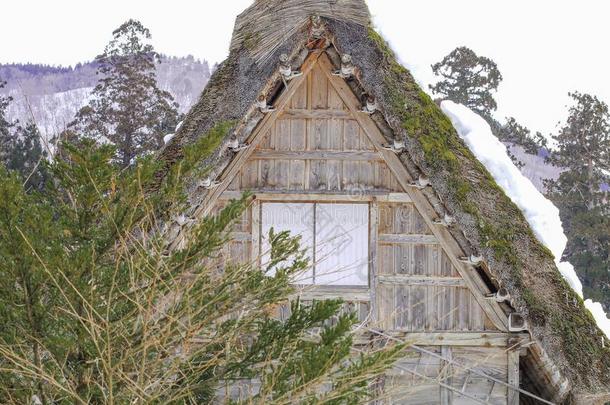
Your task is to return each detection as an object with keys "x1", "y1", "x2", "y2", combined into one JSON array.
[
  {"x1": 261, "y1": 202, "x2": 314, "y2": 283},
  {"x1": 261, "y1": 202, "x2": 369, "y2": 286},
  {"x1": 314, "y1": 203, "x2": 369, "y2": 286}
]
